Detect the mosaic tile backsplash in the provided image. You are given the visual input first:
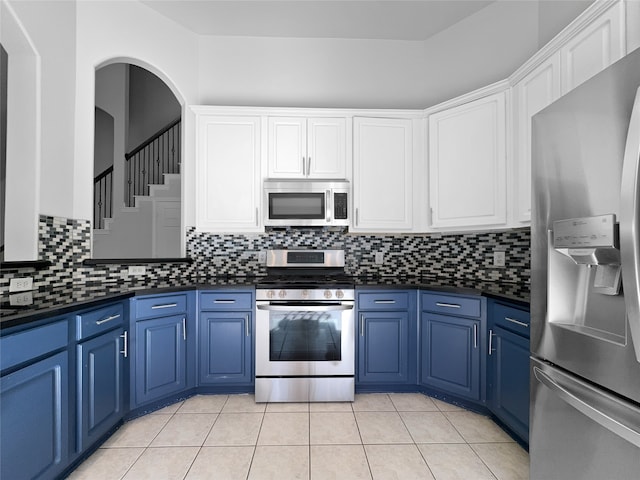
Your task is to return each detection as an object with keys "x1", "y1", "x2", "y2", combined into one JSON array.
[{"x1": 1, "y1": 216, "x2": 530, "y2": 296}]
